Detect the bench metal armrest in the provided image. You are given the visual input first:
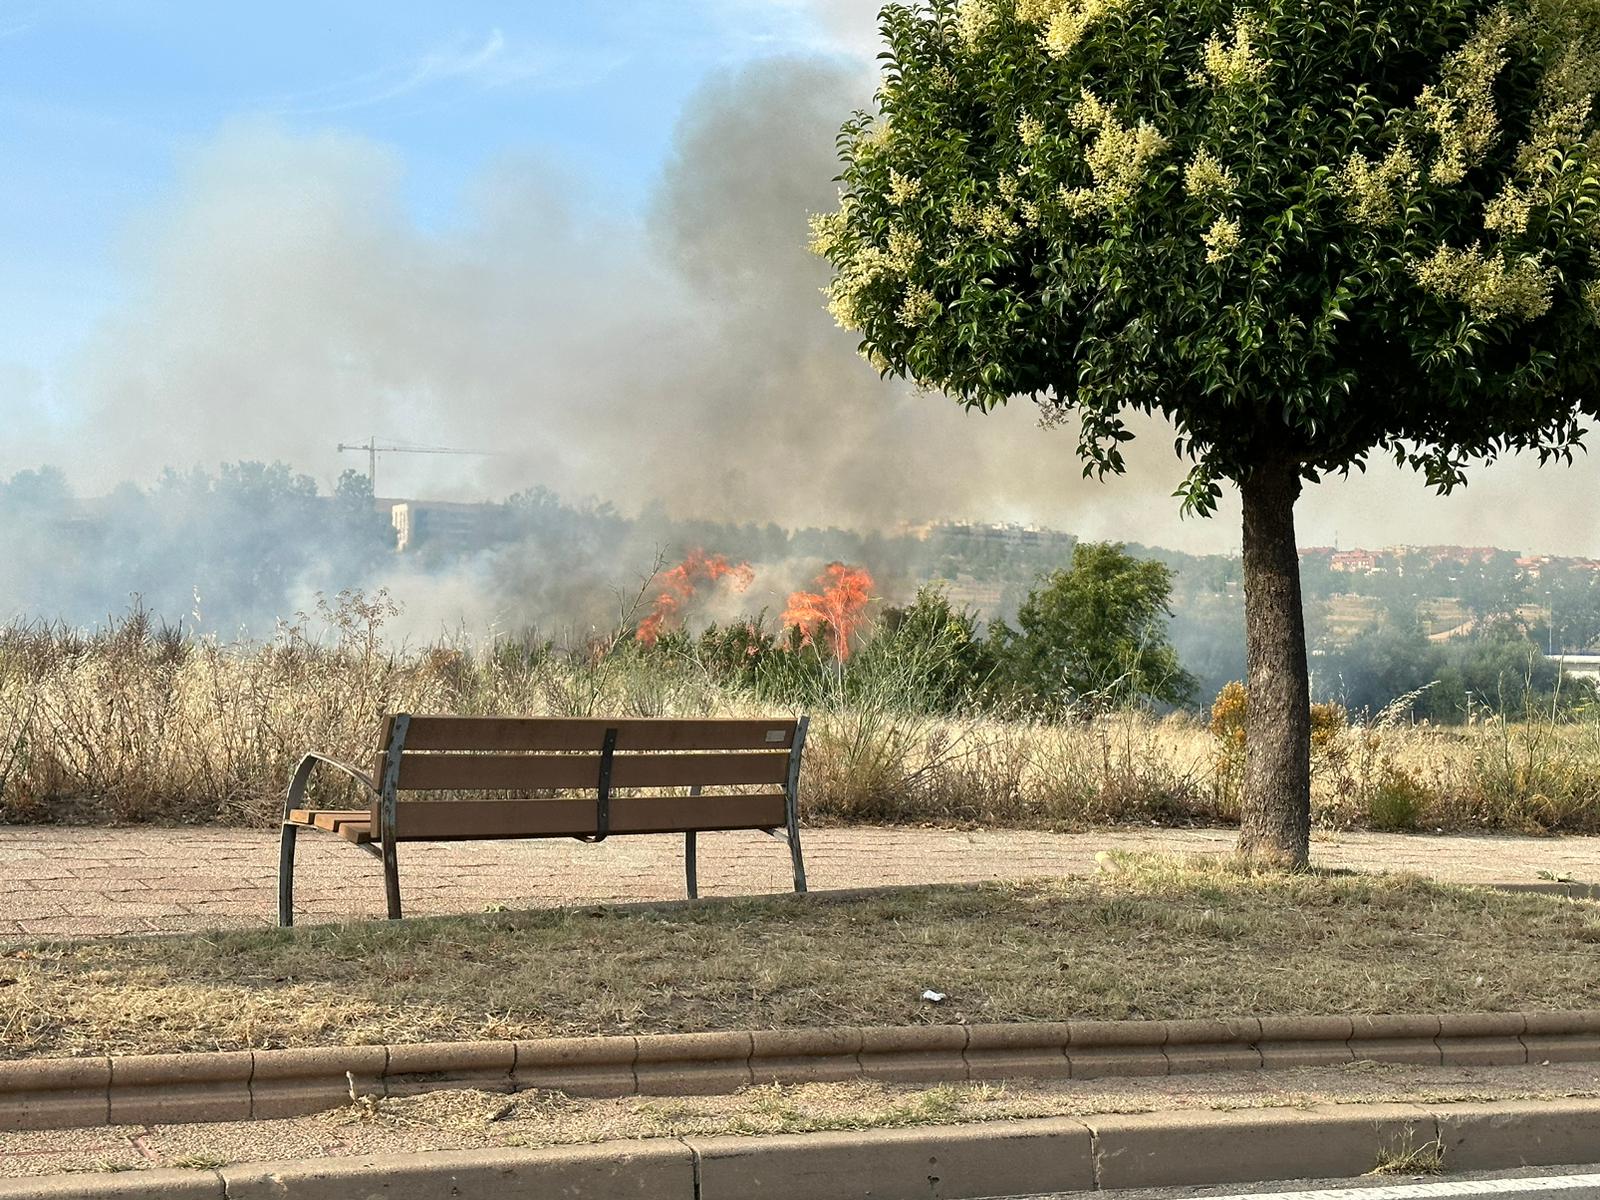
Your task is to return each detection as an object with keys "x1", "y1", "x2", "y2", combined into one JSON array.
[{"x1": 283, "y1": 752, "x2": 379, "y2": 818}]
